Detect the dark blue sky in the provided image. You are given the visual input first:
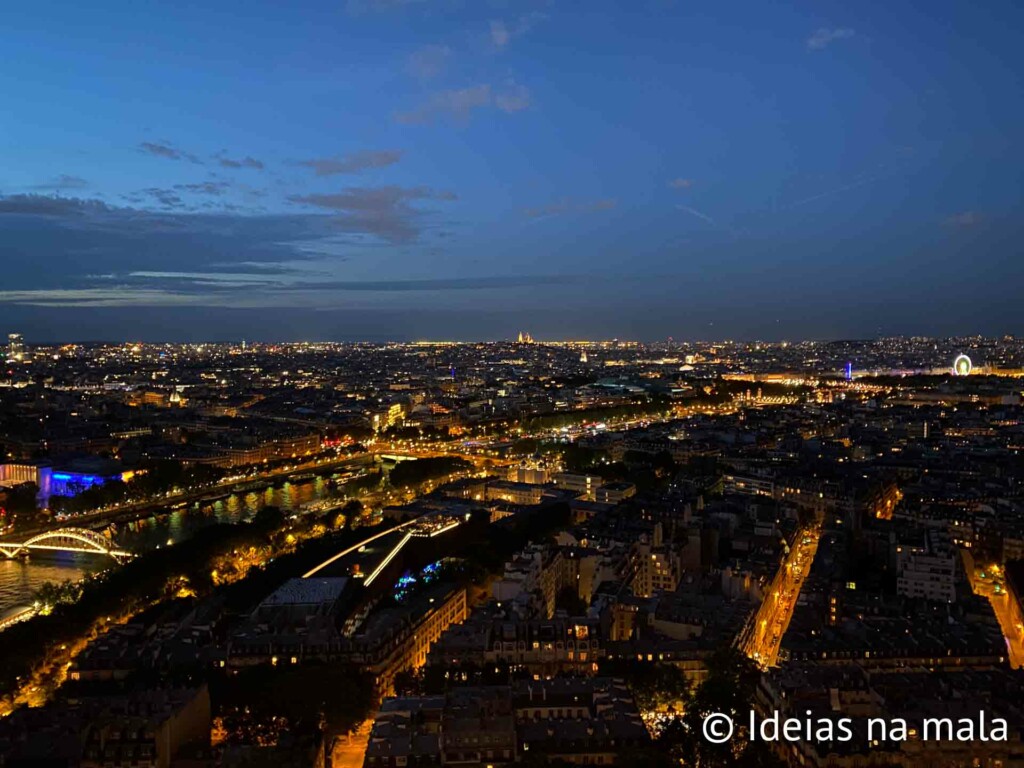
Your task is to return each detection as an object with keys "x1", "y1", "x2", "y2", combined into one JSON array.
[{"x1": 2, "y1": 0, "x2": 1022, "y2": 341}]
